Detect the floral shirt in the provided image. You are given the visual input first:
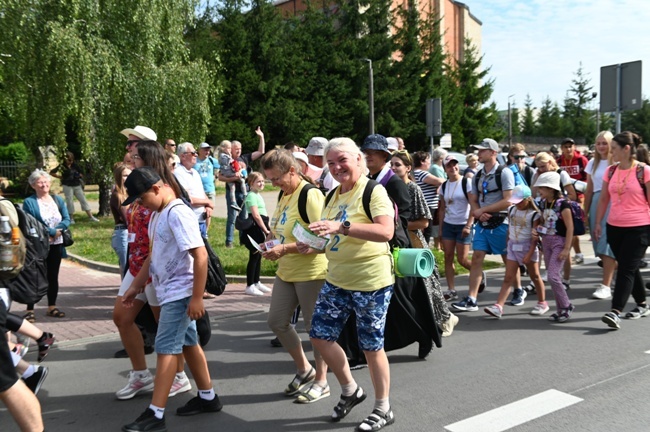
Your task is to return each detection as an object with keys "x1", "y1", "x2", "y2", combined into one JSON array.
[
  {"x1": 37, "y1": 198, "x2": 63, "y2": 245},
  {"x1": 126, "y1": 203, "x2": 152, "y2": 278}
]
